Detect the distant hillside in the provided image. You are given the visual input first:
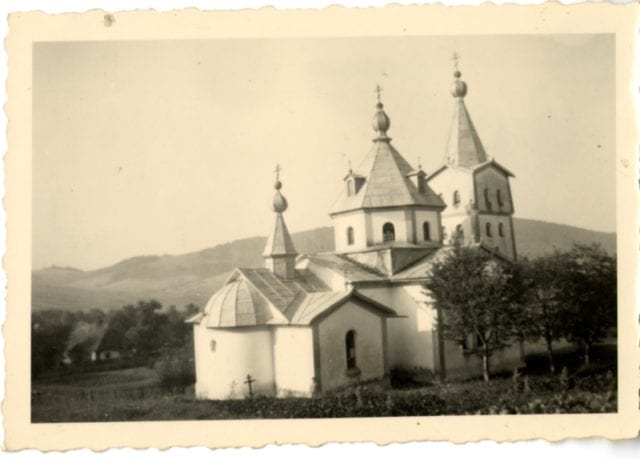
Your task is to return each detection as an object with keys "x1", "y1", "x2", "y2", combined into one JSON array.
[{"x1": 32, "y1": 219, "x2": 615, "y2": 312}]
